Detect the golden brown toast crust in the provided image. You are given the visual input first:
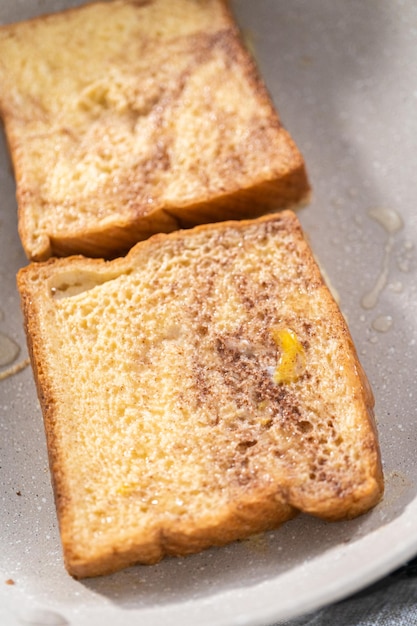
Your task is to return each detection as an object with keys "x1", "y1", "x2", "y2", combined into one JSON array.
[
  {"x1": 0, "y1": 0, "x2": 310, "y2": 261},
  {"x1": 17, "y1": 212, "x2": 383, "y2": 578}
]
